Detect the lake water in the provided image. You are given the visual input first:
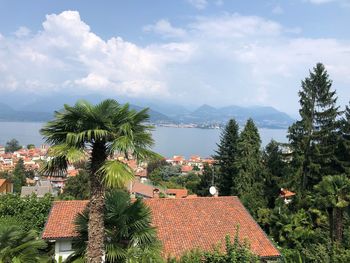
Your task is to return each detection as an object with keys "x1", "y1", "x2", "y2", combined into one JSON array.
[{"x1": 0, "y1": 122, "x2": 288, "y2": 158}]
